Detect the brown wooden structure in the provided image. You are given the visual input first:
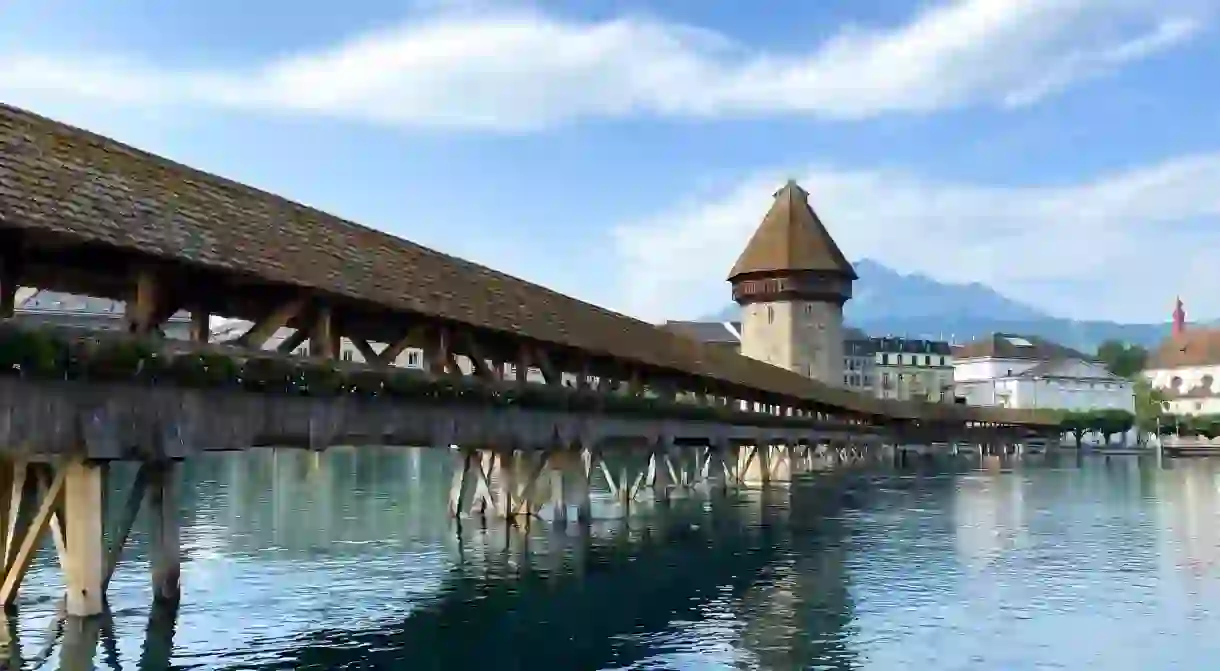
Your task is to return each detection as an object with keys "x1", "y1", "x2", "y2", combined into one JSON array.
[
  {"x1": 0, "y1": 102, "x2": 1058, "y2": 621},
  {"x1": 0, "y1": 102, "x2": 1052, "y2": 431}
]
